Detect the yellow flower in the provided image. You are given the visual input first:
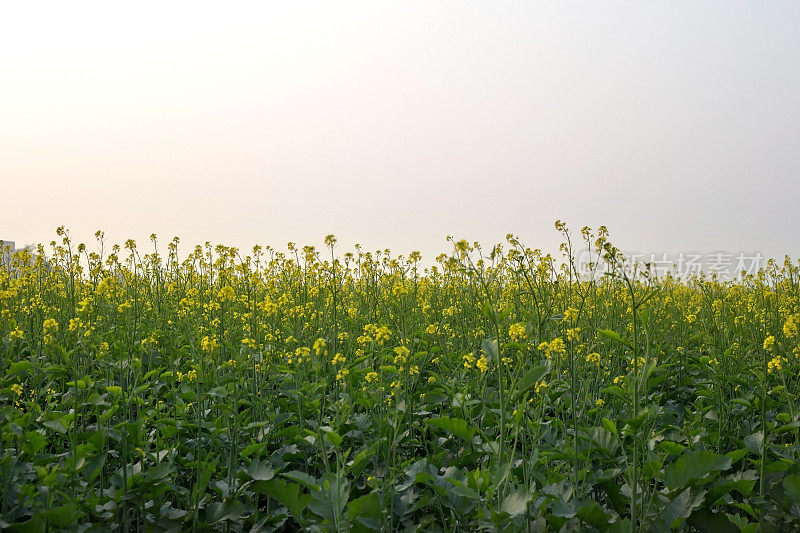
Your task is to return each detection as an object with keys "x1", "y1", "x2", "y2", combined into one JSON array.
[
  {"x1": 508, "y1": 322, "x2": 526, "y2": 341},
  {"x1": 331, "y1": 352, "x2": 346, "y2": 365},
  {"x1": 768, "y1": 355, "x2": 786, "y2": 374},
  {"x1": 200, "y1": 335, "x2": 218, "y2": 353},
  {"x1": 783, "y1": 314, "x2": 799, "y2": 339},
  {"x1": 374, "y1": 325, "x2": 391, "y2": 345},
  {"x1": 365, "y1": 371, "x2": 378, "y2": 383},
  {"x1": 242, "y1": 338, "x2": 257, "y2": 350},
  {"x1": 566, "y1": 327, "x2": 581, "y2": 342},
  {"x1": 763, "y1": 335, "x2": 775, "y2": 352},
  {"x1": 686, "y1": 314, "x2": 697, "y2": 324},
  {"x1": 11, "y1": 383, "x2": 23, "y2": 396},
  {"x1": 595, "y1": 398, "x2": 605, "y2": 408},
  {"x1": 217, "y1": 286, "x2": 236, "y2": 302},
  {"x1": 336, "y1": 368, "x2": 349, "y2": 381},
  {"x1": 586, "y1": 352, "x2": 601, "y2": 366},
  {"x1": 538, "y1": 338, "x2": 566, "y2": 359},
  {"x1": 313, "y1": 338, "x2": 327, "y2": 356},
  {"x1": 294, "y1": 346, "x2": 311, "y2": 363},
  {"x1": 7, "y1": 327, "x2": 23, "y2": 340},
  {"x1": 563, "y1": 307, "x2": 579, "y2": 323},
  {"x1": 393, "y1": 345, "x2": 410, "y2": 364},
  {"x1": 476, "y1": 355, "x2": 488, "y2": 373},
  {"x1": 534, "y1": 380, "x2": 548, "y2": 394},
  {"x1": 462, "y1": 354, "x2": 475, "y2": 369}
]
